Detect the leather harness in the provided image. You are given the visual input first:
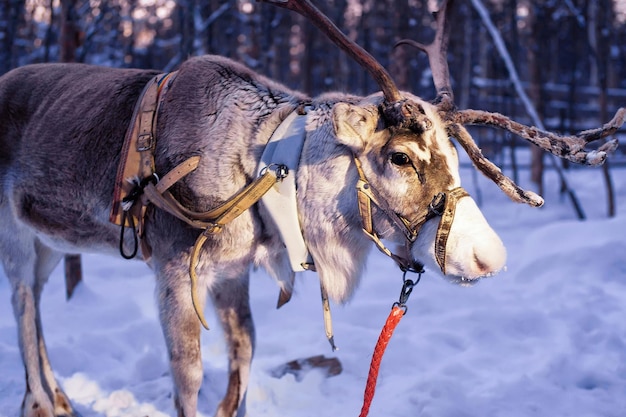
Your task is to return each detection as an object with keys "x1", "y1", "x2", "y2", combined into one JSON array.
[
  {"x1": 111, "y1": 72, "x2": 288, "y2": 329},
  {"x1": 110, "y1": 73, "x2": 469, "y2": 336},
  {"x1": 354, "y1": 157, "x2": 469, "y2": 274}
]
